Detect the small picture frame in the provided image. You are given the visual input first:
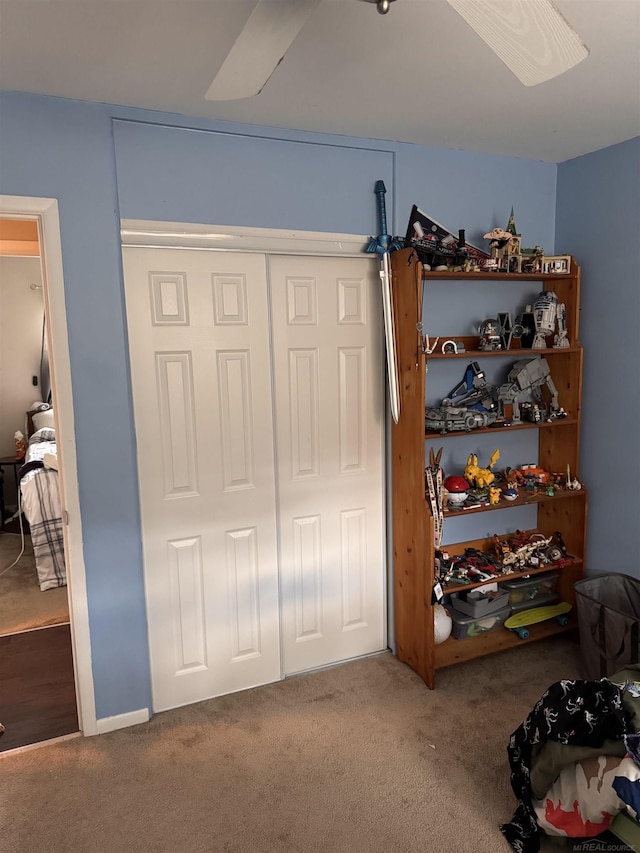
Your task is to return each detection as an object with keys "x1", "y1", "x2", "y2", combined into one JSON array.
[{"x1": 542, "y1": 255, "x2": 571, "y2": 274}]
